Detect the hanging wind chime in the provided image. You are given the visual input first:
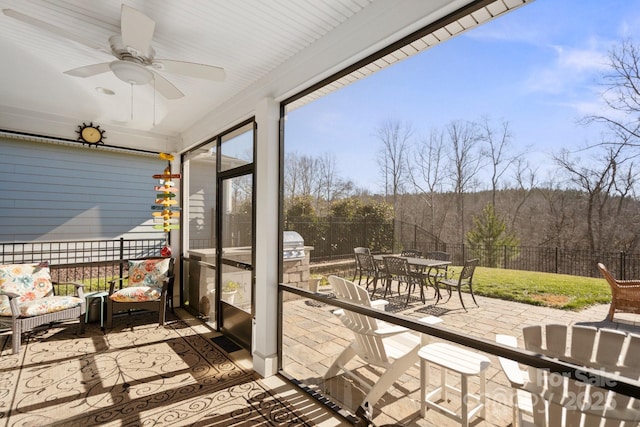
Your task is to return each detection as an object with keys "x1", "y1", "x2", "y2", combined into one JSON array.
[{"x1": 151, "y1": 152, "x2": 181, "y2": 257}]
